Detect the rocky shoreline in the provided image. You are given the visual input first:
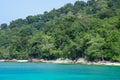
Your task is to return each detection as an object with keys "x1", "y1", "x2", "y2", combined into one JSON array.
[{"x1": 0, "y1": 58, "x2": 120, "y2": 66}]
